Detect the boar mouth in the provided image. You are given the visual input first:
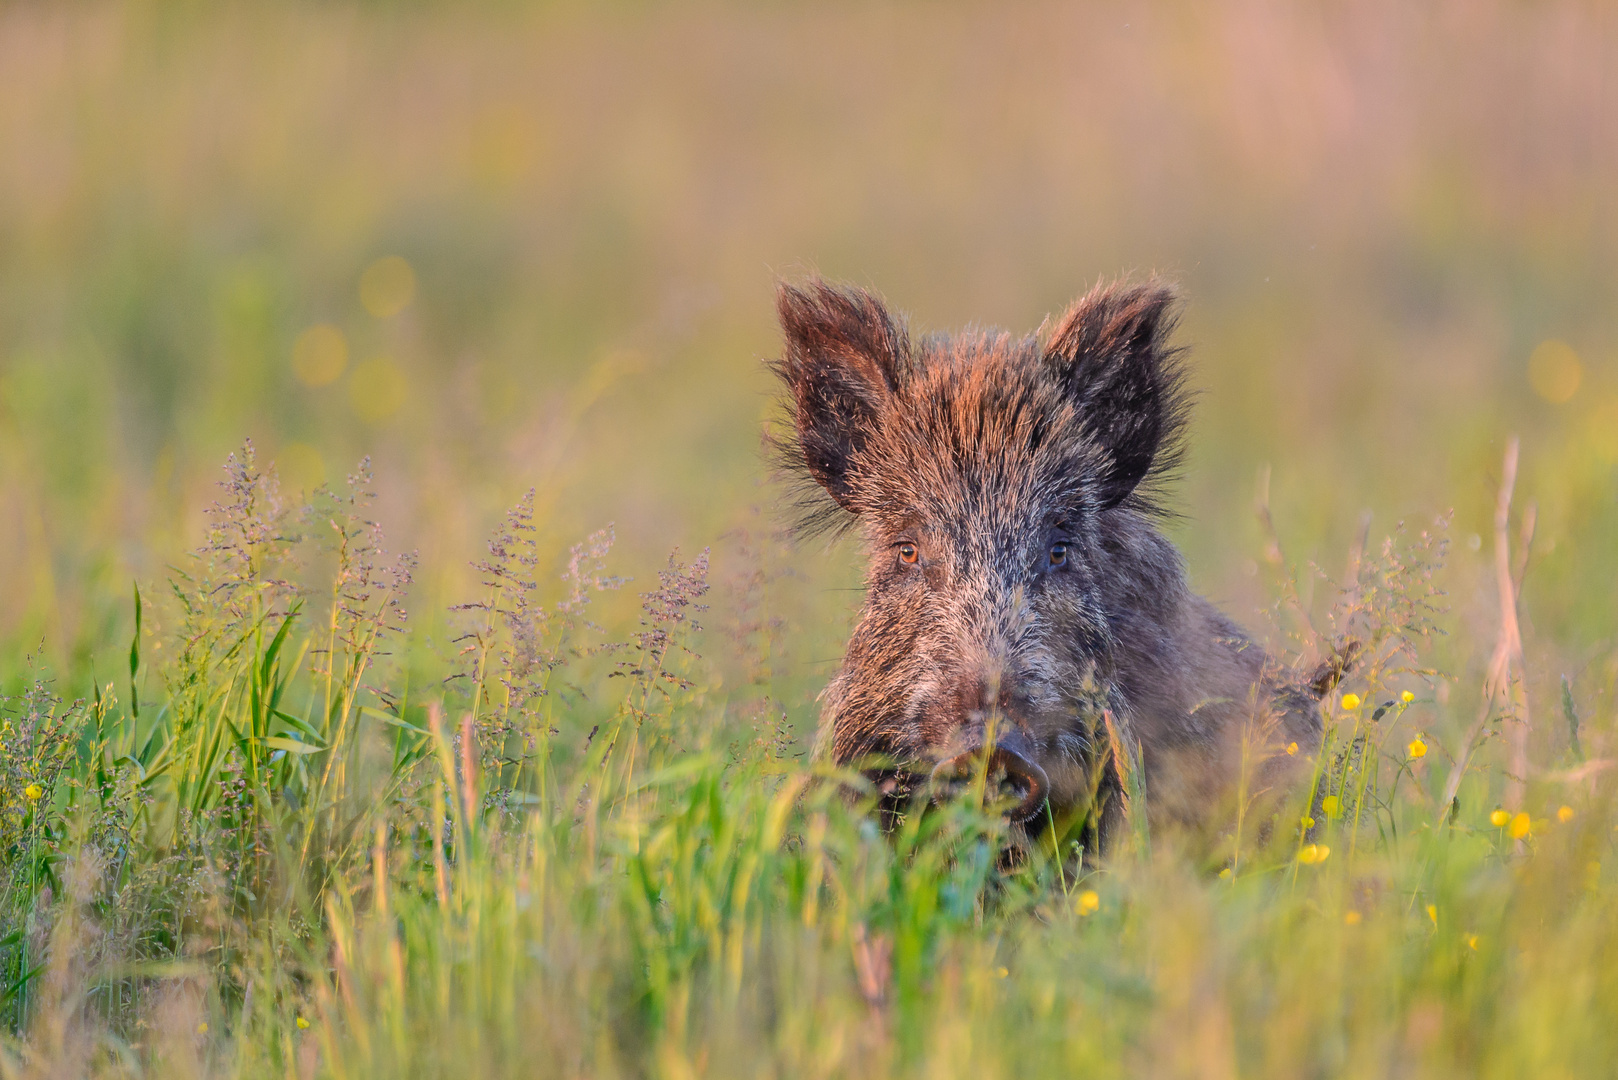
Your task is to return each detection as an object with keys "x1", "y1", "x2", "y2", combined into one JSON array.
[{"x1": 927, "y1": 732, "x2": 1050, "y2": 824}]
